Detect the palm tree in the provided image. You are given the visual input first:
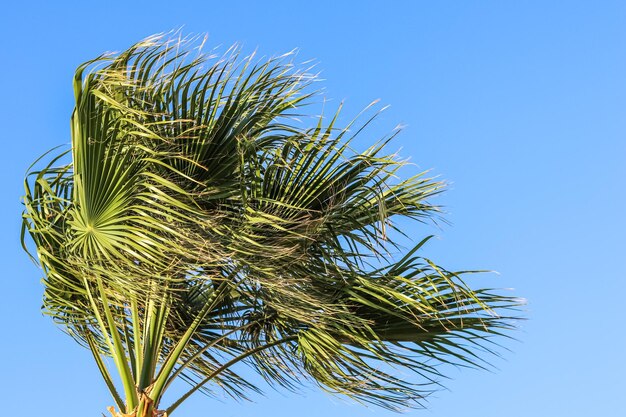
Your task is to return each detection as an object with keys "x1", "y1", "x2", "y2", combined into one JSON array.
[{"x1": 21, "y1": 33, "x2": 520, "y2": 417}]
